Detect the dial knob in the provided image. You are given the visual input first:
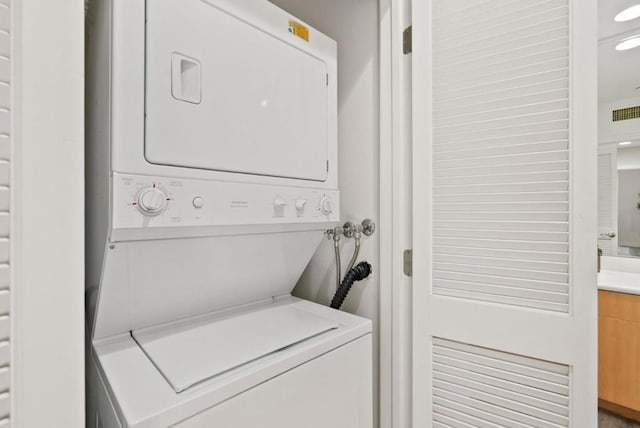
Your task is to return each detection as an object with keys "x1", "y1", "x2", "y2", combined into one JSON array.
[
  {"x1": 295, "y1": 198, "x2": 307, "y2": 211},
  {"x1": 138, "y1": 188, "x2": 167, "y2": 215},
  {"x1": 274, "y1": 197, "x2": 288, "y2": 208},
  {"x1": 319, "y1": 197, "x2": 333, "y2": 215}
]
